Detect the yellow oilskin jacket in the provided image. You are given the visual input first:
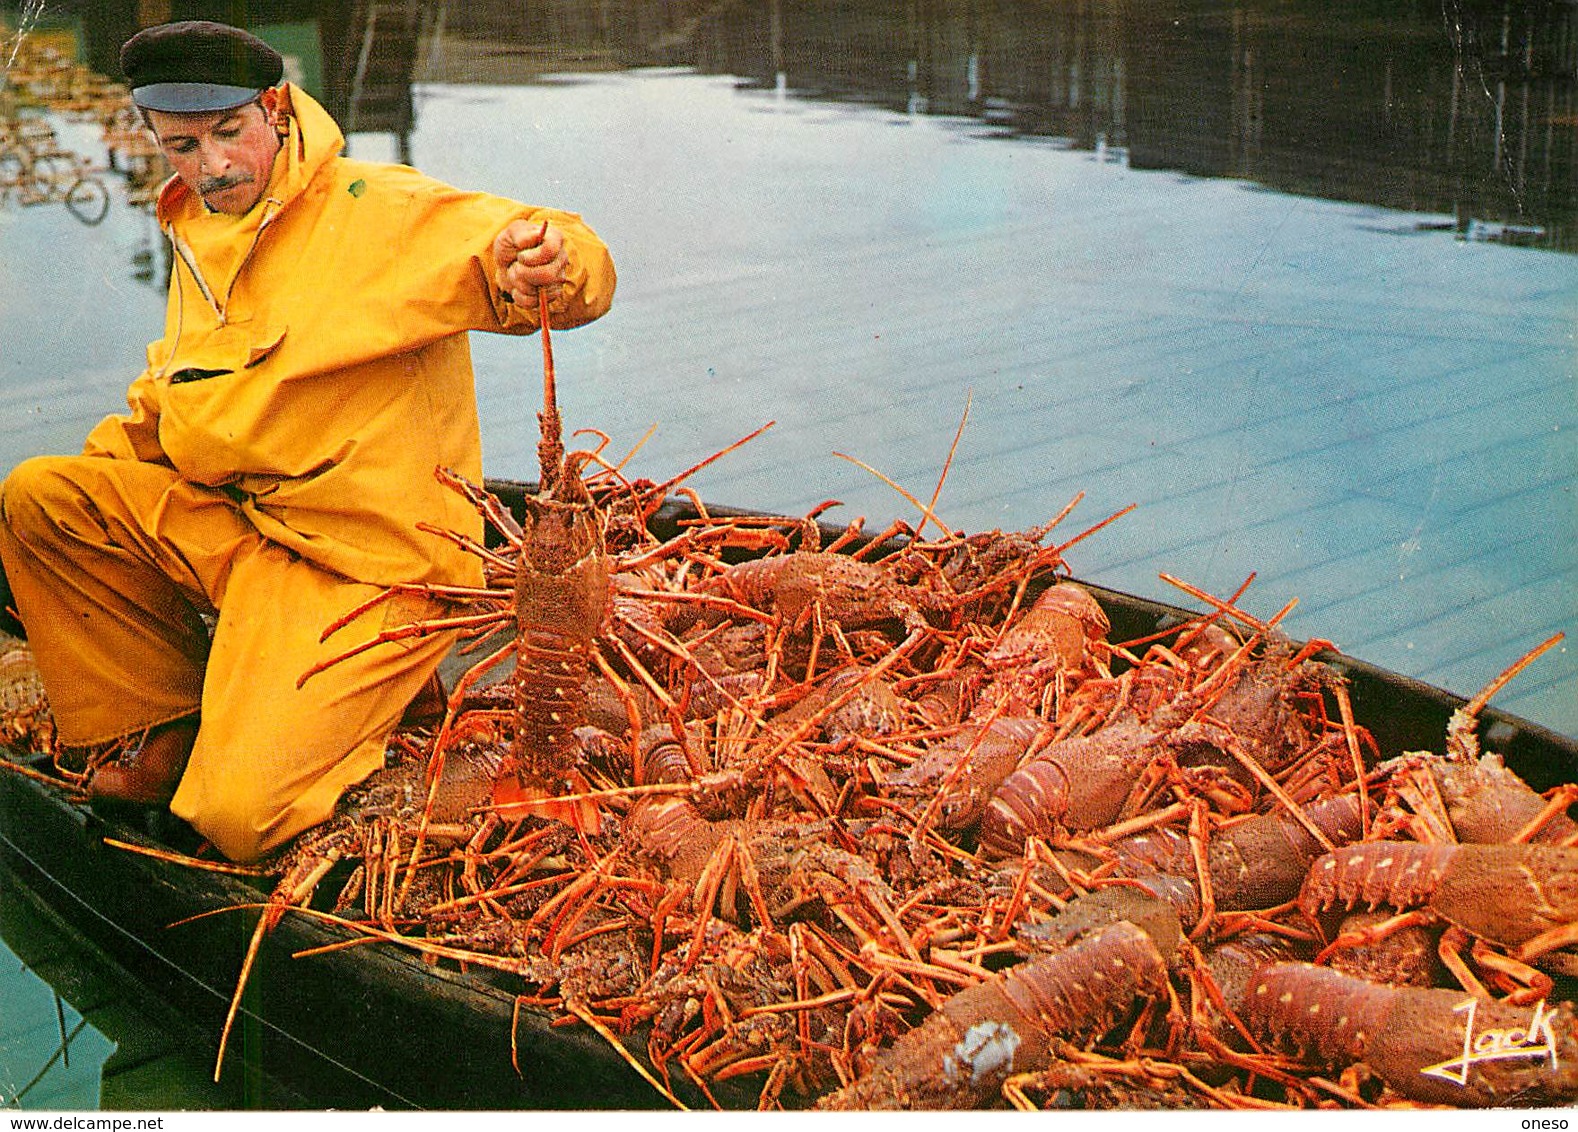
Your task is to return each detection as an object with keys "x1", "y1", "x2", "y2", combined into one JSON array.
[{"x1": 83, "y1": 84, "x2": 616, "y2": 589}]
